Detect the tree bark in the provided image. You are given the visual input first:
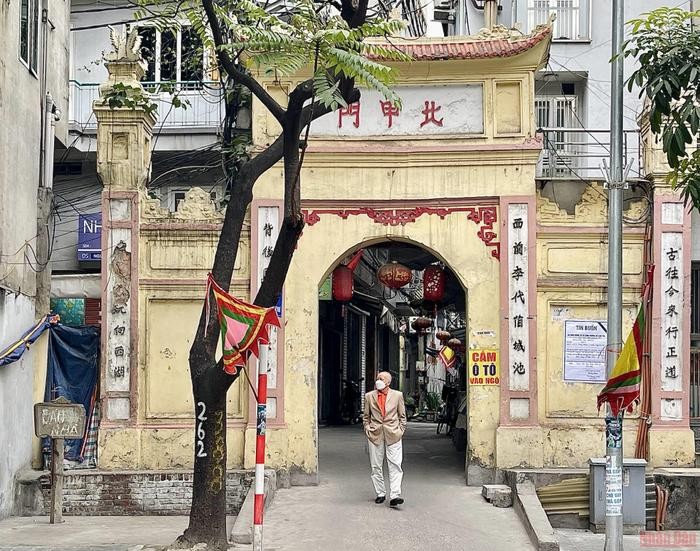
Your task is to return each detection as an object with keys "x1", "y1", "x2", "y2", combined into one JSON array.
[{"x1": 178, "y1": 372, "x2": 229, "y2": 549}]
